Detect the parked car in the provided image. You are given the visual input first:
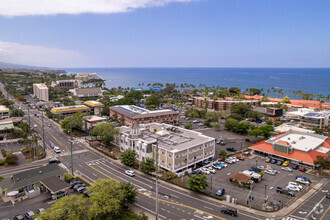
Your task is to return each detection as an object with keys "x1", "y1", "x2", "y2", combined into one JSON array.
[
  {"x1": 271, "y1": 159, "x2": 277, "y2": 164},
  {"x1": 24, "y1": 211, "x2": 35, "y2": 220},
  {"x1": 326, "y1": 192, "x2": 330, "y2": 199},
  {"x1": 299, "y1": 167, "x2": 307, "y2": 172},
  {"x1": 191, "y1": 170, "x2": 200, "y2": 175},
  {"x1": 265, "y1": 157, "x2": 271, "y2": 163},
  {"x1": 77, "y1": 186, "x2": 86, "y2": 193},
  {"x1": 276, "y1": 187, "x2": 295, "y2": 197},
  {"x1": 288, "y1": 182, "x2": 302, "y2": 190},
  {"x1": 13, "y1": 215, "x2": 24, "y2": 220},
  {"x1": 225, "y1": 158, "x2": 233, "y2": 164},
  {"x1": 202, "y1": 160, "x2": 210, "y2": 165},
  {"x1": 192, "y1": 120, "x2": 199, "y2": 123},
  {"x1": 70, "y1": 181, "x2": 82, "y2": 188},
  {"x1": 212, "y1": 163, "x2": 221, "y2": 170},
  {"x1": 200, "y1": 167, "x2": 210, "y2": 175},
  {"x1": 249, "y1": 166, "x2": 261, "y2": 173},
  {"x1": 220, "y1": 207, "x2": 238, "y2": 217},
  {"x1": 286, "y1": 185, "x2": 300, "y2": 192},
  {"x1": 53, "y1": 146, "x2": 61, "y2": 154},
  {"x1": 292, "y1": 164, "x2": 299, "y2": 170},
  {"x1": 236, "y1": 155, "x2": 244, "y2": 160},
  {"x1": 282, "y1": 161, "x2": 290, "y2": 167},
  {"x1": 296, "y1": 176, "x2": 311, "y2": 183},
  {"x1": 276, "y1": 160, "x2": 283, "y2": 166},
  {"x1": 296, "y1": 178, "x2": 310, "y2": 185},
  {"x1": 125, "y1": 170, "x2": 135, "y2": 177},
  {"x1": 257, "y1": 165, "x2": 265, "y2": 170},
  {"x1": 229, "y1": 157, "x2": 239, "y2": 163},
  {"x1": 264, "y1": 169, "x2": 276, "y2": 175},
  {"x1": 217, "y1": 139, "x2": 226, "y2": 145},
  {"x1": 36, "y1": 208, "x2": 45, "y2": 214},
  {"x1": 219, "y1": 162, "x2": 227, "y2": 167},
  {"x1": 52, "y1": 190, "x2": 67, "y2": 200},
  {"x1": 281, "y1": 167, "x2": 293, "y2": 172},
  {"x1": 216, "y1": 188, "x2": 225, "y2": 196},
  {"x1": 33, "y1": 124, "x2": 37, "y2": 128},
  {"x1": 243, "y1": 151, "x2": 251, "y2": 156},
  {"x1": 73, "y1": 184, "x2": 84, "y2": 190},
  {"x1": 207, "y1": 167, "x2": 216, "y2": 173},
  {"x1": 226, "y1": 147, "x2": 237, "y2": 152}
]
